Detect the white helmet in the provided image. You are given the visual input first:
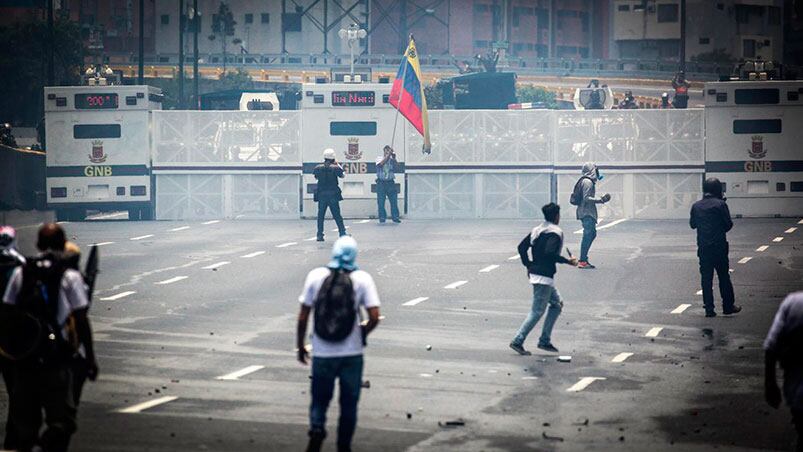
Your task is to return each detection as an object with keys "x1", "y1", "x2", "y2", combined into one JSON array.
[{"x1": 323, "y1": 148, "x2": 336, "y2": 160}]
